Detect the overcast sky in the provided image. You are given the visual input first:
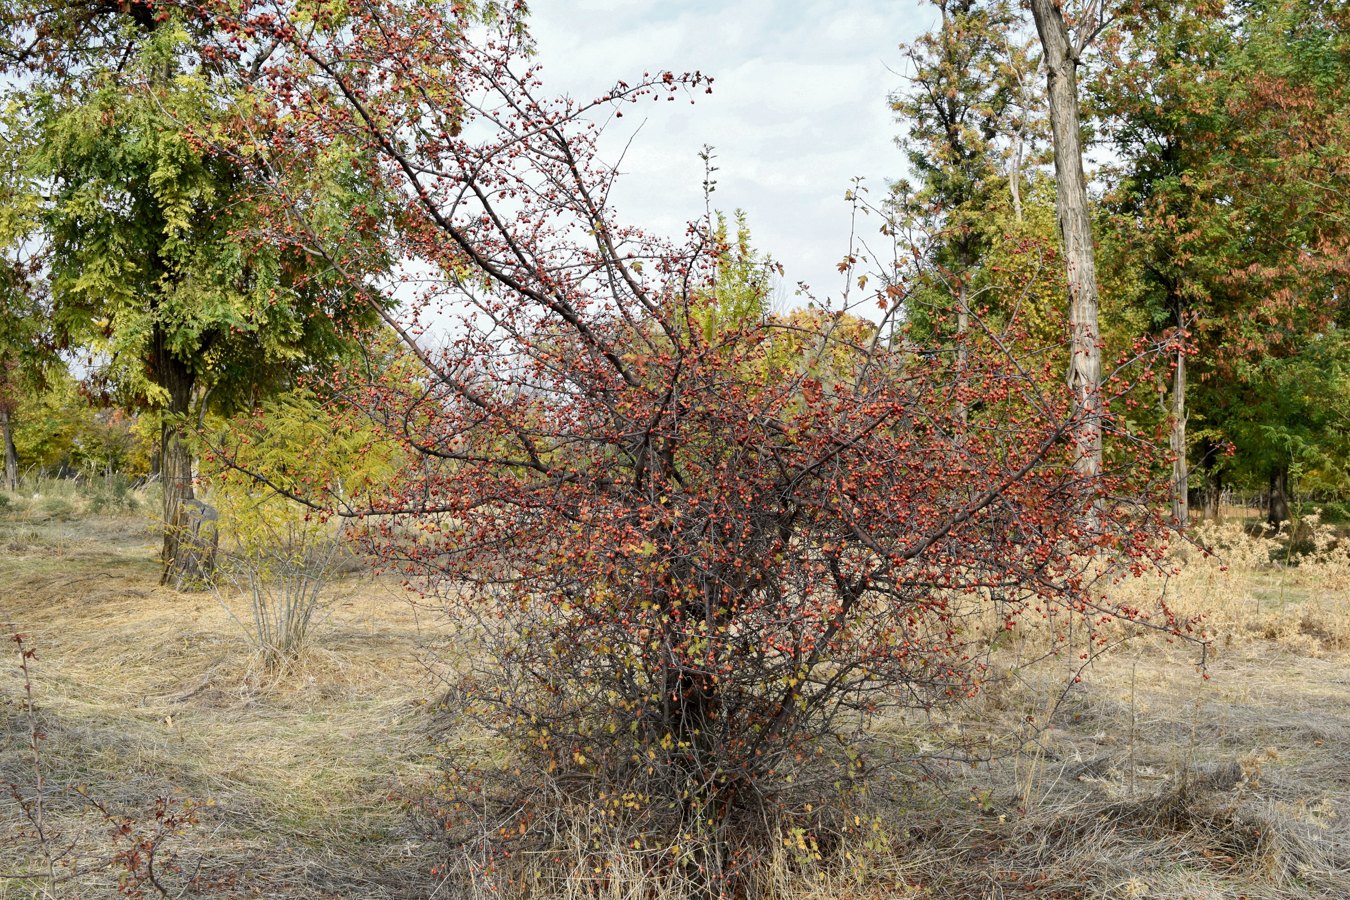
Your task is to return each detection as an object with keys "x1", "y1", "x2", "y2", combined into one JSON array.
[{"x1": 527, "y1": 1, "x2": 929, "y2": 305}]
